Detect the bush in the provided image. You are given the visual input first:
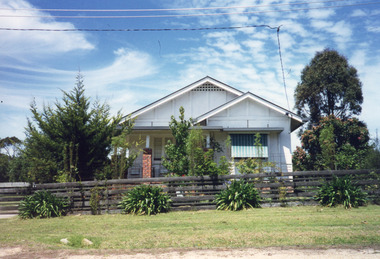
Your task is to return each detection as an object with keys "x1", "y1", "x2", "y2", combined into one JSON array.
[
  {"x1": 118, "y1": 185, "x2": 172, "y2": 215},
  {"x1": 19, "y1": 190, "x2": 69, "y2": 219},
  {"x1": 215, "y1": 180, "x2": 261, "y2": 211},
  {"x1": 315, "y1": 175, "x2": 367, "y2": 209}
]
